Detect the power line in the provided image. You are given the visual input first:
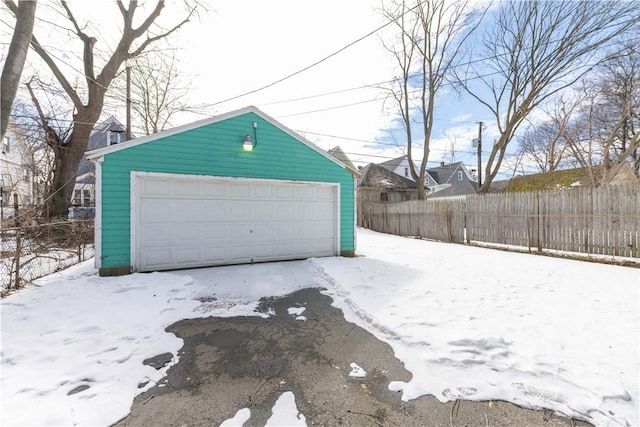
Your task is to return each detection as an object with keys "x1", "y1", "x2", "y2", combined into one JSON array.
[
  {"x1": 210, "y1": 1, "x2": 425, "y2": 107},
  {"x1": 275, "y1": 97, "x2": 385, "y2": 118}
]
